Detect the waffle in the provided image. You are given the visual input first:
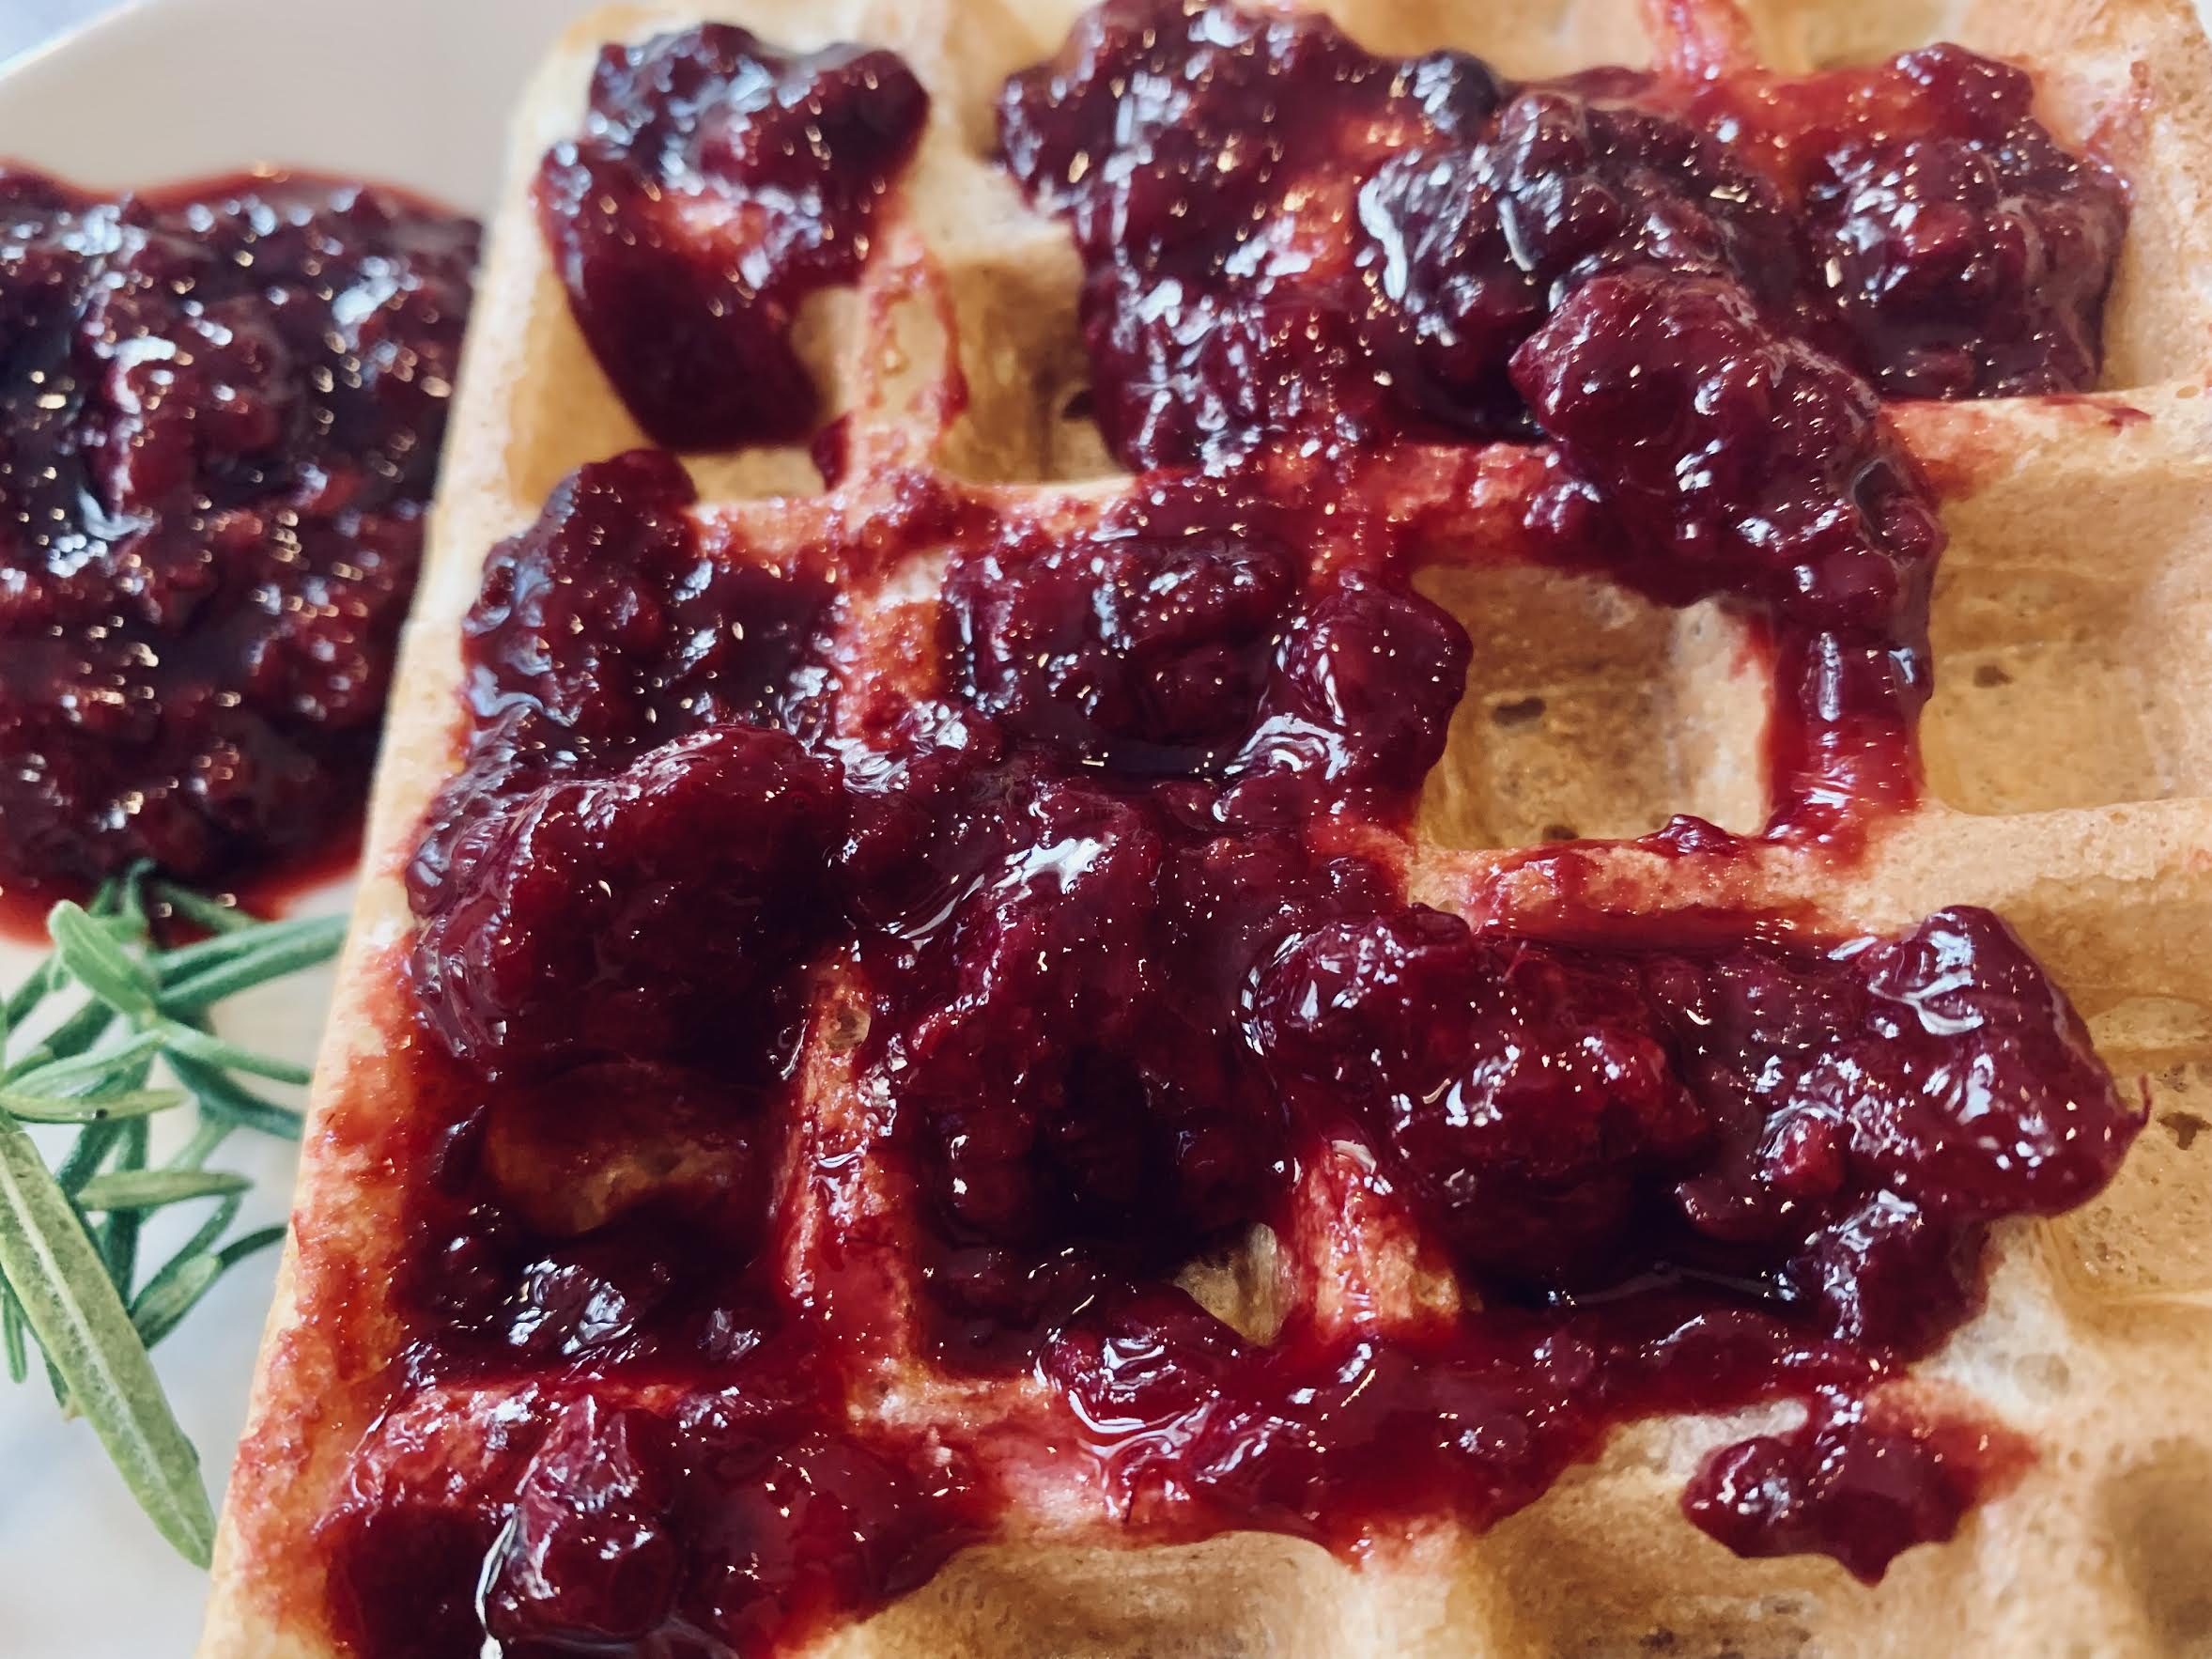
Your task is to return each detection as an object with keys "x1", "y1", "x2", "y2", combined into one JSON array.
[{"x1": 198, "y1": 0, "x2": 2212, "y2": 1654}]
